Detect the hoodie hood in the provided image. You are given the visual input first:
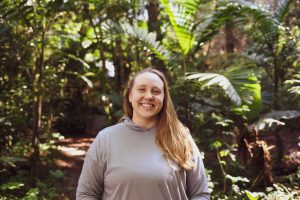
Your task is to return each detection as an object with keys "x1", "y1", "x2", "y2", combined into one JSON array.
[{"x1": 121, "y1": 115, "x2": 156, "y2": 133}]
